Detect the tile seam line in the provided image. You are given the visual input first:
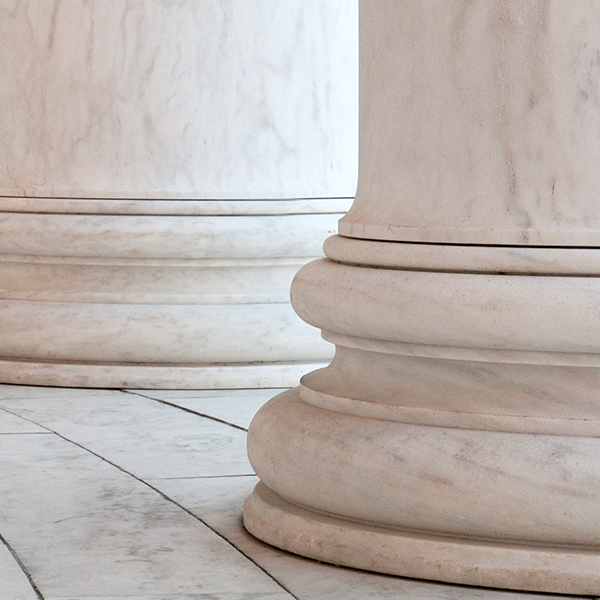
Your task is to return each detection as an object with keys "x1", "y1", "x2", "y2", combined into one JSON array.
[
  {"x1": 0, "y1": 405, "x2": 299, "y2": 600},
  {"x1": 0, "y1": 532, "x2": 45, "y2": 600},
  {"x1": 122, "y1": 389, "x2": 248, "y2": 432},
  {"x1": 0, "y1": 431, "x2": 53, "y2": 435},
  {"x1": 147, "y1": 474, "x2": 257, "y2": 480}
]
